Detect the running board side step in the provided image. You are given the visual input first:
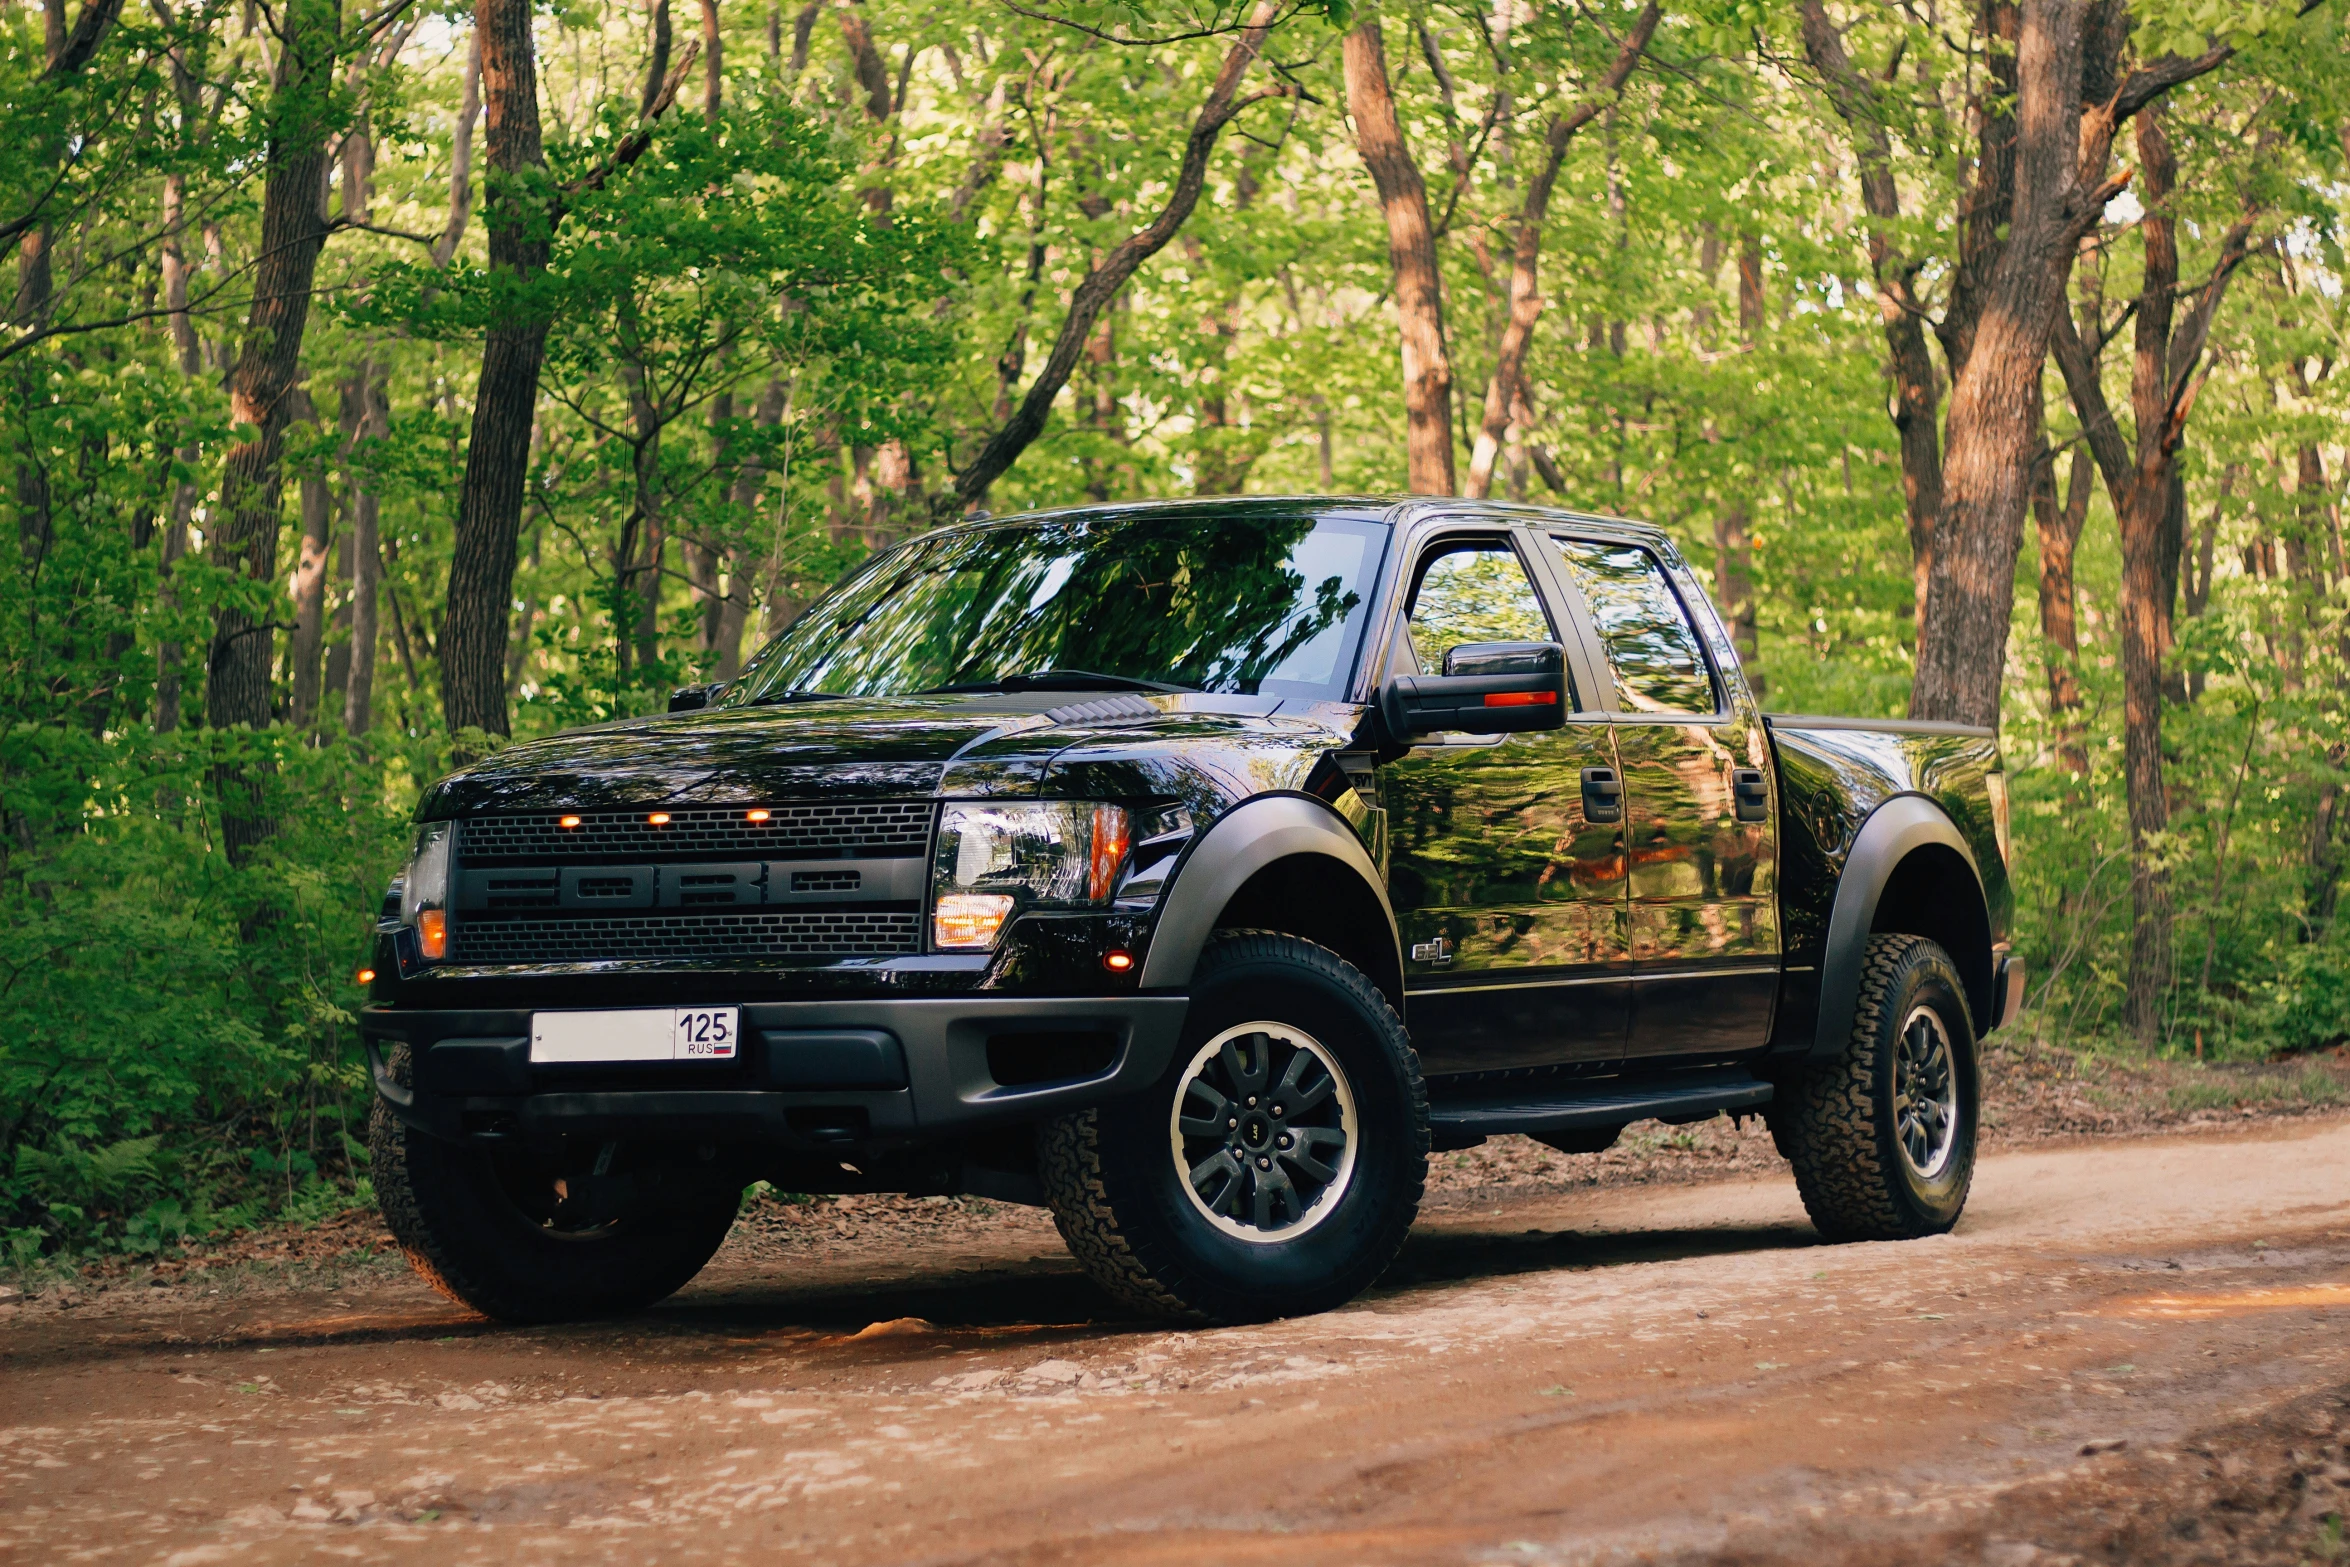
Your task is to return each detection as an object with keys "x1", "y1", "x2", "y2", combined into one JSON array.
[{"x1": 1427, "y1": 1070, "x2": 1773, "y2": 1150}]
